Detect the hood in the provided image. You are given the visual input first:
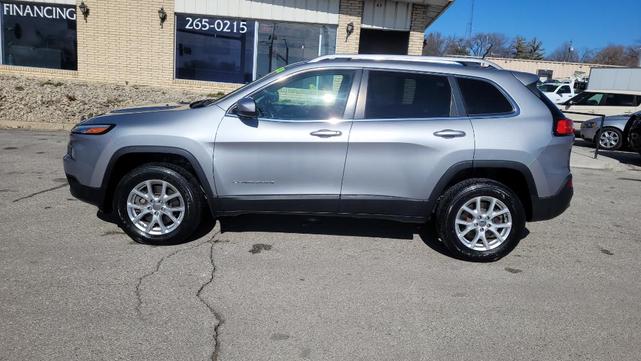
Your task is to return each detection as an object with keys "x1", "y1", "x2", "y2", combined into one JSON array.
[{"x1": 106, "y1": 103, "x2": 190, "y2": 115}]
